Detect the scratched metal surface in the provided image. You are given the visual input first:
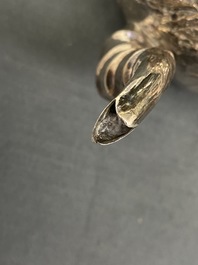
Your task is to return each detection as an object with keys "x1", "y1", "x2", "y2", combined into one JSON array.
[{"x1": 1, "y1": 1, "x2": 198, "y2": 265}]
